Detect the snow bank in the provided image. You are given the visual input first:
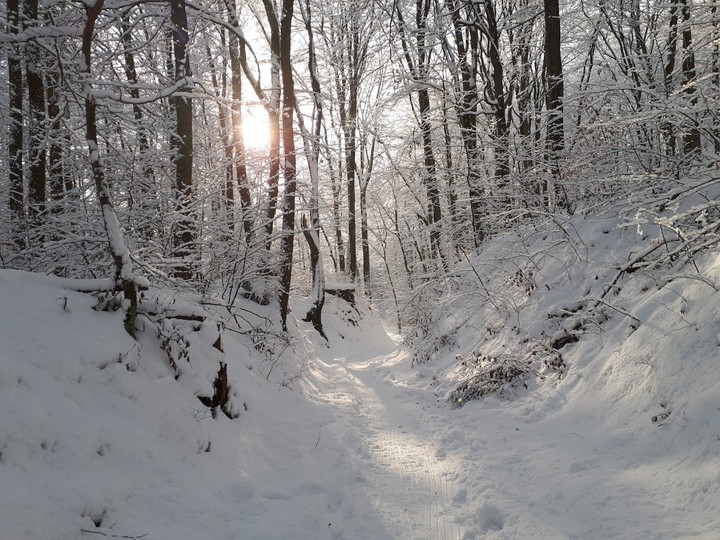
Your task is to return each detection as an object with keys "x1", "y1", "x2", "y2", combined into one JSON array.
[
  {"x1": 0, "y1": 270, "x2": 393, "y2": 539},
  {"x1": 391, "y1": 209, "x2": 720, "y2": 538}
]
